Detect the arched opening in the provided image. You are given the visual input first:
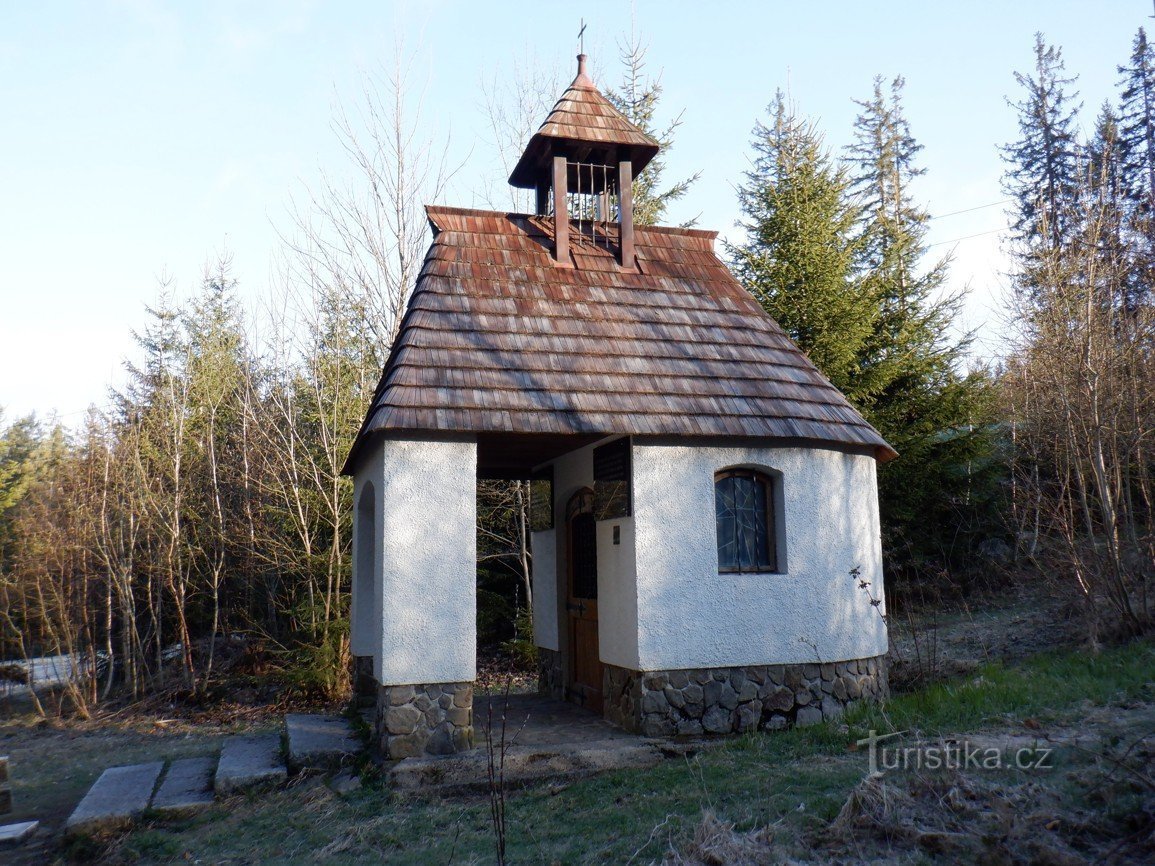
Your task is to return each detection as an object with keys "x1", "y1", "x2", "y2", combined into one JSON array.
[{"x1": 351, "y1": 482, "x2": 377, "y2": 664}]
